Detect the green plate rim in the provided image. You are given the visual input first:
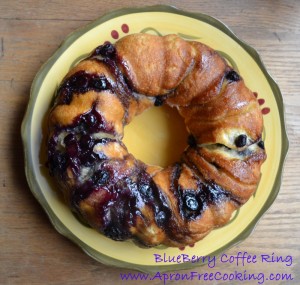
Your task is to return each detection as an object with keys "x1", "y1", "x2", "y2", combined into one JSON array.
[{"x1": 21, "y1": 5, "x2": 289, "y2": 273}]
